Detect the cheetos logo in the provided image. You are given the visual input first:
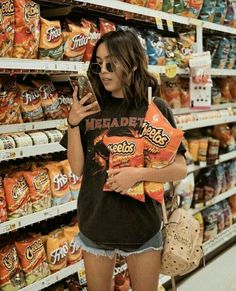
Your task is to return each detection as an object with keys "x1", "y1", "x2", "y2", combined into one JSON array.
[
  {"x1": 140, "y1": 121, "x2": 169, "y2": 147},
  {"x1": 107, "y1": 141, "x2": 136, "y2": 155}
]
